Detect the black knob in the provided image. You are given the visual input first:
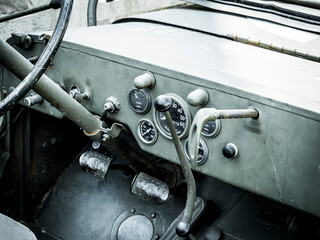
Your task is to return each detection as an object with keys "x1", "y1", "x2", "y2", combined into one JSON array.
[
  {"x1": 222, "y1": 143, "x2": 238, "y2": 158},
  {"x1": 176, "y1": 221, "x2": 191, "y2": 237},
  {"x1": 154, "y1": 95, "x2": 172, "y2": 112}
]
